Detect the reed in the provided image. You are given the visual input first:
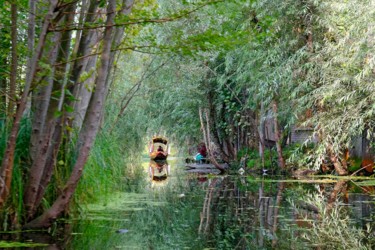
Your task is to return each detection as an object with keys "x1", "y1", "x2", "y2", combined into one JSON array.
[{"x1": 0, "y1": 118, "x2": 31, "y2": 229}]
